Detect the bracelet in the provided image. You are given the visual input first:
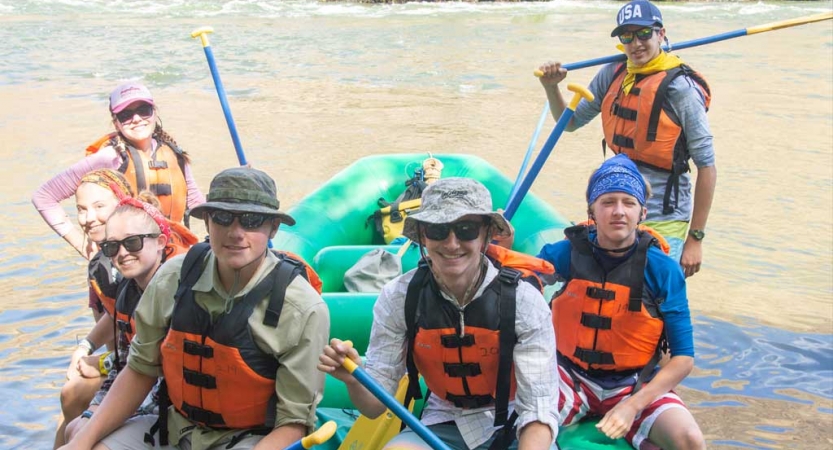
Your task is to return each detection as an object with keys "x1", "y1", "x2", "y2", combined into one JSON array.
[
  {"x1": 77, "y1": 338, "x2": 95, "y2": 356},
  {"x1": 81, "y1": 410, "x2": 93, "y2": 420},
  {"x1": 98, "y1": 351, "x2": 112, "y2": 376}
]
